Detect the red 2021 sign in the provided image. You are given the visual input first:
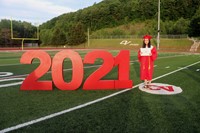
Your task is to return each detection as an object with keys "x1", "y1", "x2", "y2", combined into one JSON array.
[{"x1": 20, "y1": 50, "x2": 133, "y2": 90}]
